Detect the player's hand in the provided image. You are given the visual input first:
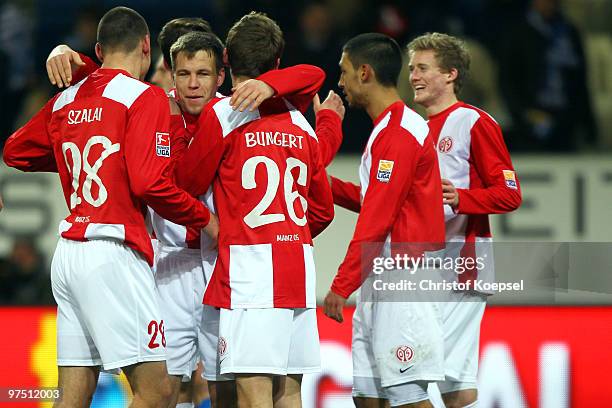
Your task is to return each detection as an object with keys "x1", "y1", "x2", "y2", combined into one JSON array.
[
  {"x1": 313, "y1": 91, "x2": 345, "y2": 120},
  {"x1": 230, "y1": 79, "x2": 275, "y2": 112},
  {"x1": 324, "y1": 290, "x2": 347, "y2": 323},
  {"x1": 203, "y1": 212, "x2": 219, "y2": 249},
  {"x1": 46, "y1": 44, "x2": 85, "y2": 88},
  {"x1": 442, "y1": 179, "x2": 459, "y2": 209}
]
